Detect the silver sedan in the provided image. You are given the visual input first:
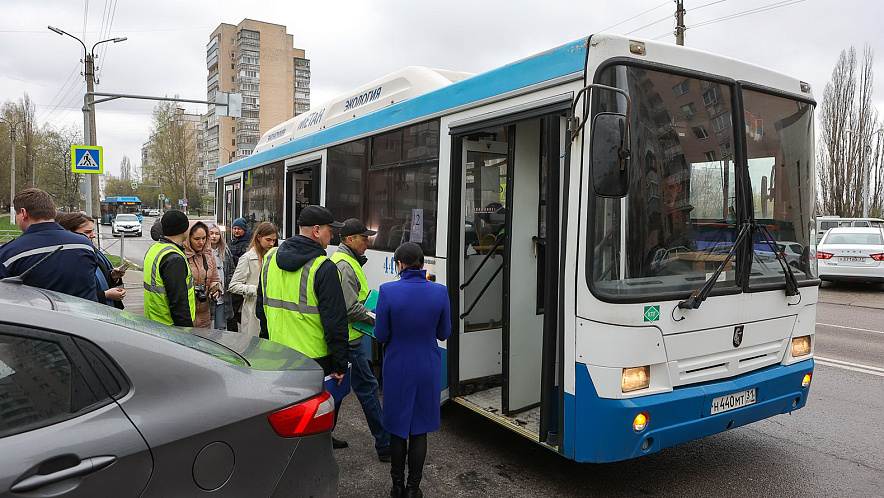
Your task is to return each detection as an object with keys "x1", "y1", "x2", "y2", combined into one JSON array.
[
  {"x1": 0, "y1": 281, "x2": 338, "y2": 497},
  {"x1": 817, "y1": 227, "x2": 884, "y2": 283}
]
